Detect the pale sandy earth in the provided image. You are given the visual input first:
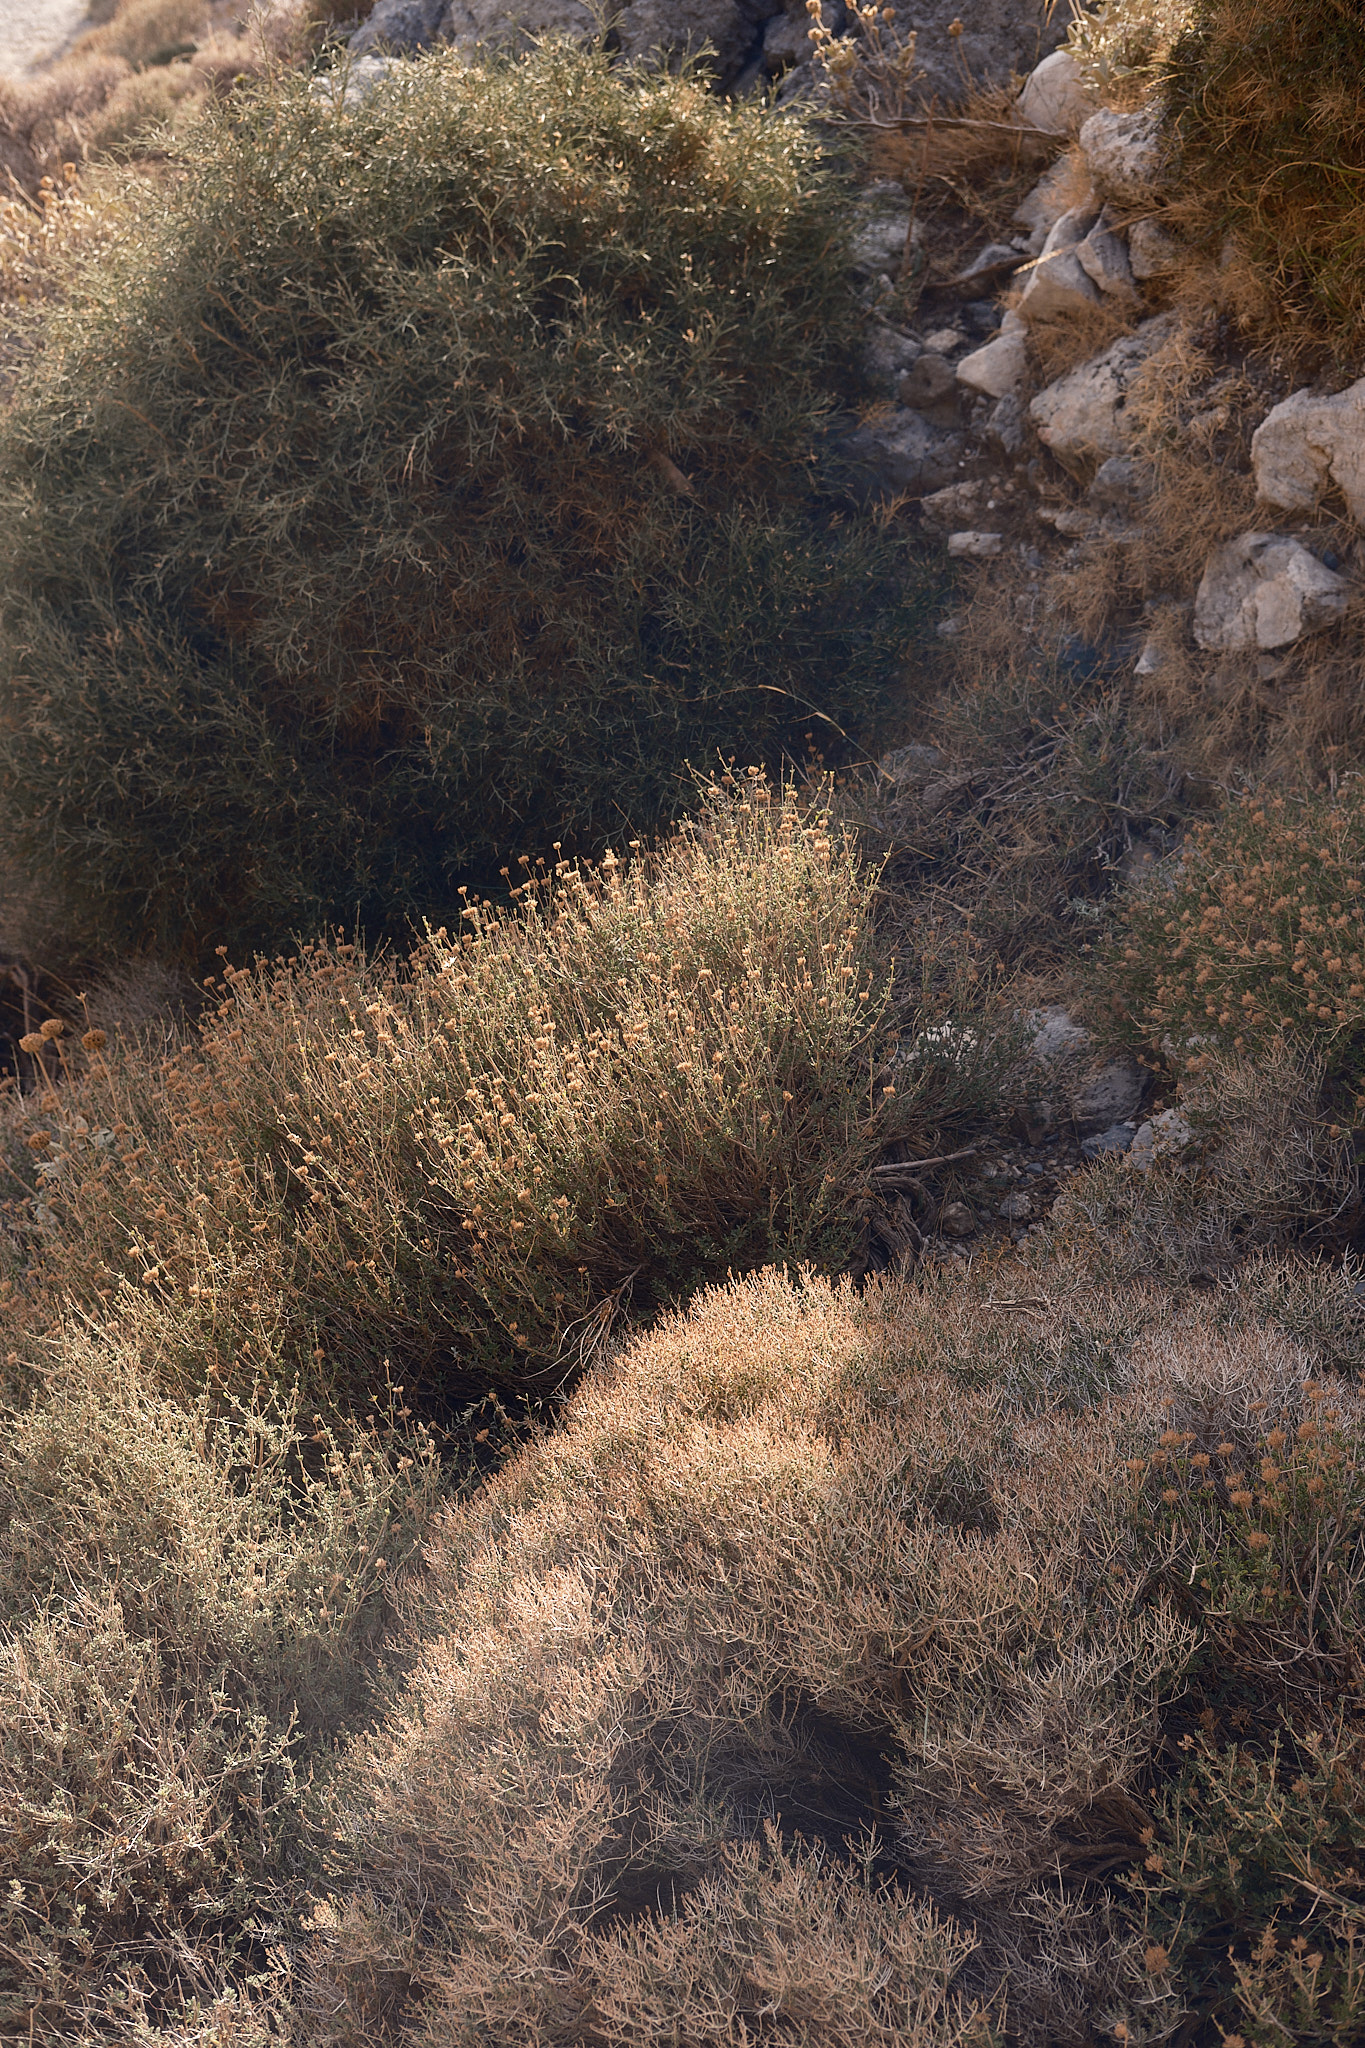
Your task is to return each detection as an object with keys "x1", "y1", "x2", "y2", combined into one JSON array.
[{"x1": 0, "y1": 0, "x2": 91, "y2": 77}]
